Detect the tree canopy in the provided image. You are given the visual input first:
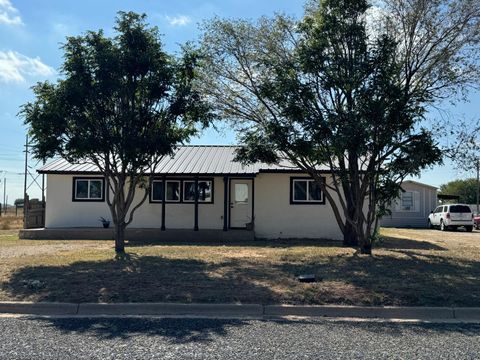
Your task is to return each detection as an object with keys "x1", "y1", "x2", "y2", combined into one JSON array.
[
  {"x1": 199, "y1": 0, "x2": 479, "y2": 253},
  {"x1": 22, "y1": 12, "x2": 212, "y2": 252},
  {"x1": 439, "y1": 179, "x2": 479, "y2": 205}
]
